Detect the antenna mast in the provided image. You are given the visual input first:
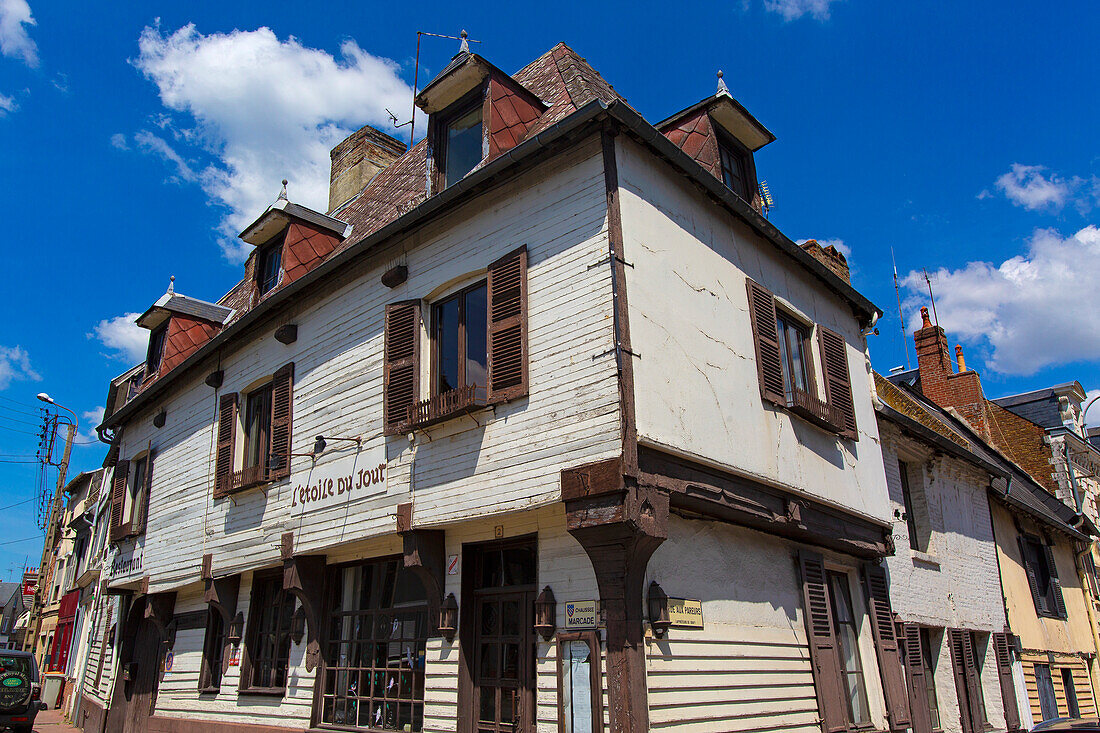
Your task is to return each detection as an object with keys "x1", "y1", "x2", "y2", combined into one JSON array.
[
  {"x1": 923, "y1": 267, "x2": 940, "y2": 327},
  {"x1": 892, "y1": 248, "x2": 910, "y2": 369},
  {"x1": 403, "y1": 31, "x2": 483, "y2": 148}
]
